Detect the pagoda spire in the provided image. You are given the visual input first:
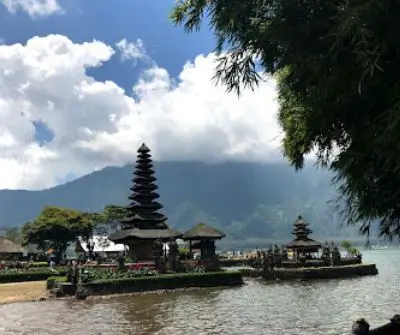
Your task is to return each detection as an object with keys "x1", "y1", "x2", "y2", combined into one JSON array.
[
  {"x1": 121, "y1": 143, "x2": 168, "y2": 229},
  {"x1": 292, "y1": 215, "x2": 312, "y2": 240}
]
